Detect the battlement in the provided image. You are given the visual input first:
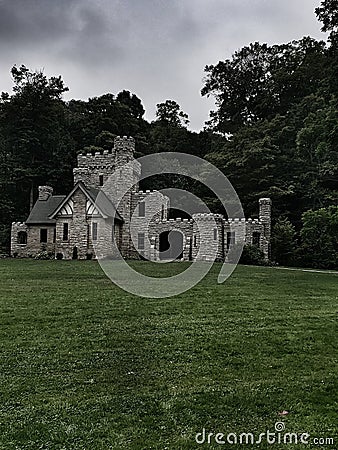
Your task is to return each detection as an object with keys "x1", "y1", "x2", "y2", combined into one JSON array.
[
  {"x1": 77, "y1": 135, "x2": 135, "y2": 168},
  {"x1": 12, "y1": 222, "x2": 27, "y2": 227},
  {"x1": 193, "y1": 213, "x2": 224, "y2": 221},
  {"x1": 155, "y1": 218, "x2": 193, "y2": 223}
]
